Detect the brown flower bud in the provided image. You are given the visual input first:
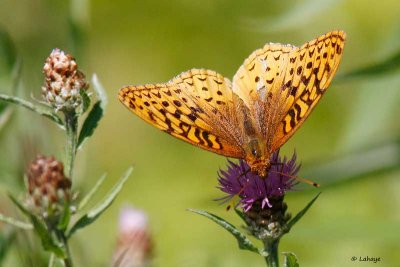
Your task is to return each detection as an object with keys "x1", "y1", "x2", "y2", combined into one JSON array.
[
  {"x1": 27, "y1": 155, "x2": 71, "y2": 217},
  {"x1": 42, "y1": 49, "x2": 89, "y2": 111}
]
